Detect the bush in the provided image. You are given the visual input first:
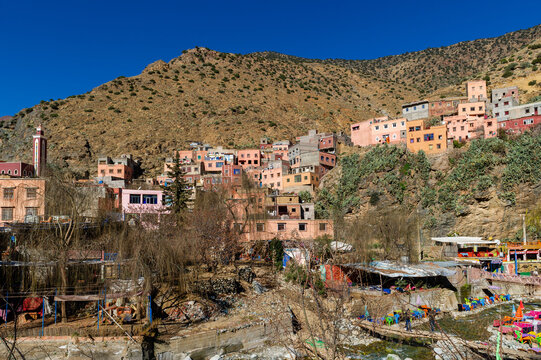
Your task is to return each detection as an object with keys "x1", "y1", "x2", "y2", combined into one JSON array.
[
  {"x1": 502, "y1": 70, "x2": 513, "y2": 78},
  {"x1": 529, "y1": 80, "x2": 537, "y2": 86}
]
